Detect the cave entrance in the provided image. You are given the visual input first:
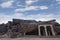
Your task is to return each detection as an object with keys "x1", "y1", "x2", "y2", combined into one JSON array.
[{"x1": 26, "y1": 28, "x2": 38, "y2": 35}]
